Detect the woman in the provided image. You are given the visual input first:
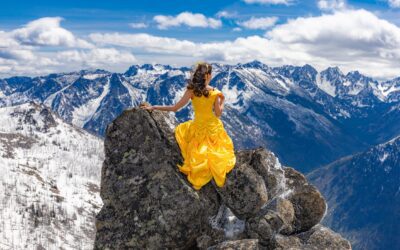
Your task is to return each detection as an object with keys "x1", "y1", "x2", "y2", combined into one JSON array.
[{"x1": 141, "y1": 61, "x2": 236, "y2": 190}]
